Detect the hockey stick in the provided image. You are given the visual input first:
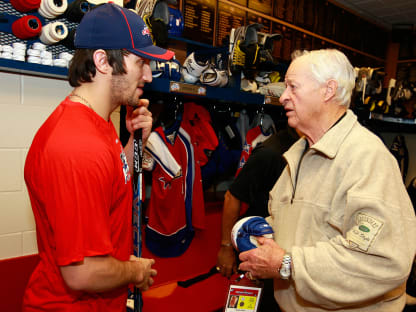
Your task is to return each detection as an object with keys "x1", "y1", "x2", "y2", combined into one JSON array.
[
  {"x1": 142, "y1": 265, "x2": 220, "y2": 298},
  {"x1": 132, "y1": 127, "x2": 143, "y2": 312},
  {"x1": 177, "y1": 265, "x2": 219, "y2": 288}
]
